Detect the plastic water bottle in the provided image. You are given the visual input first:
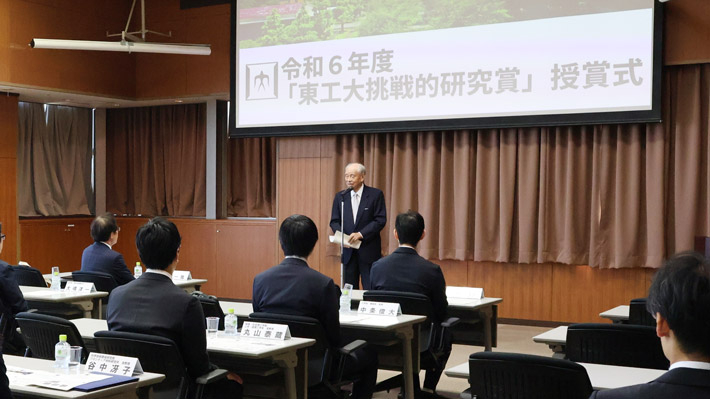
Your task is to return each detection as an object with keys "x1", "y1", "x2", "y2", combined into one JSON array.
[
  {"x1": 339, "y1": 283, "x2": 353, "y2": 312},
  {"x1": 51, "y1": 267, "x2": 61, "y2": 291},
  {"x1": 224, "y1": 308, "x2": 238, "y2": 335},
  {"x1": 134, "y1": 262, "x2": 142, "y2": 278},
  {"x1": 54, "y1": 334, "x2": 70, "y2": 368}
]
